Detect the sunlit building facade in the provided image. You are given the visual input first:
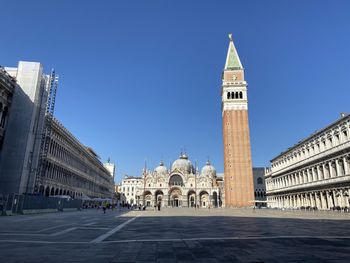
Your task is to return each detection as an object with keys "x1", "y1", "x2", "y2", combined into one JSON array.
[
  {"x1": 265, "y1": 114, "x2": 350, "y2": 210},
  {"x1": 121, "y1": 154, "x2": 222, "y2": 207}
]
